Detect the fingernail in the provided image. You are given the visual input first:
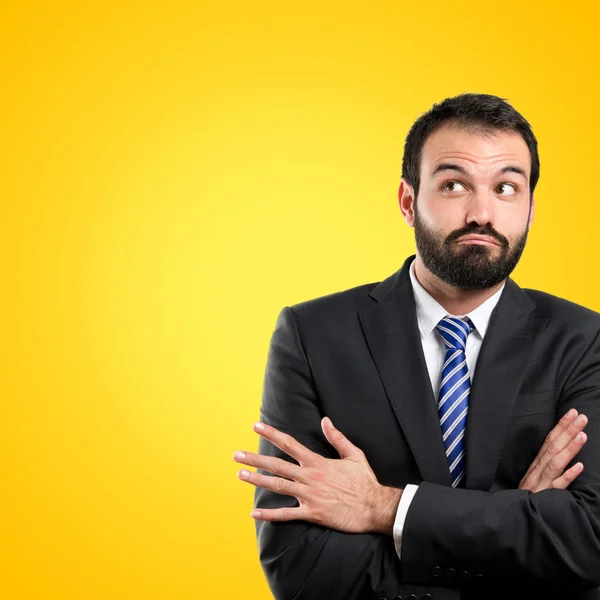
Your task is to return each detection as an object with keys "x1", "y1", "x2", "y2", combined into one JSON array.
[
  {"x1": 567, "y1": 409, "x2": 577, "y2": 418},
  {"x1": 234, "y1": 451, "x2": 246, "y2": 460},
  {"x1": 577, "y1": 432, "x2": 586, "y2": 442},
  {"x1": 576, "y1": 415, "x2": 587, "y2": 425},
  {"x1": 251, "y1": 510, "x2": 261, "y2": 518},
  {"x1": 239, "y1": 469, "x2": 250, "y2": 478},
  {"x1": 254, "y1": 422, "x2": 265, "y2": 430}
]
